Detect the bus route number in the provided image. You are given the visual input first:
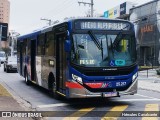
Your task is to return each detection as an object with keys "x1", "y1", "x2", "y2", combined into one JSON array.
[
  {"x1": 116, "y1": 82, "x2": 126, "y2": 87},
  {"x1": 80, "y1": 60, "x2": 95, "y2": 65}
]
